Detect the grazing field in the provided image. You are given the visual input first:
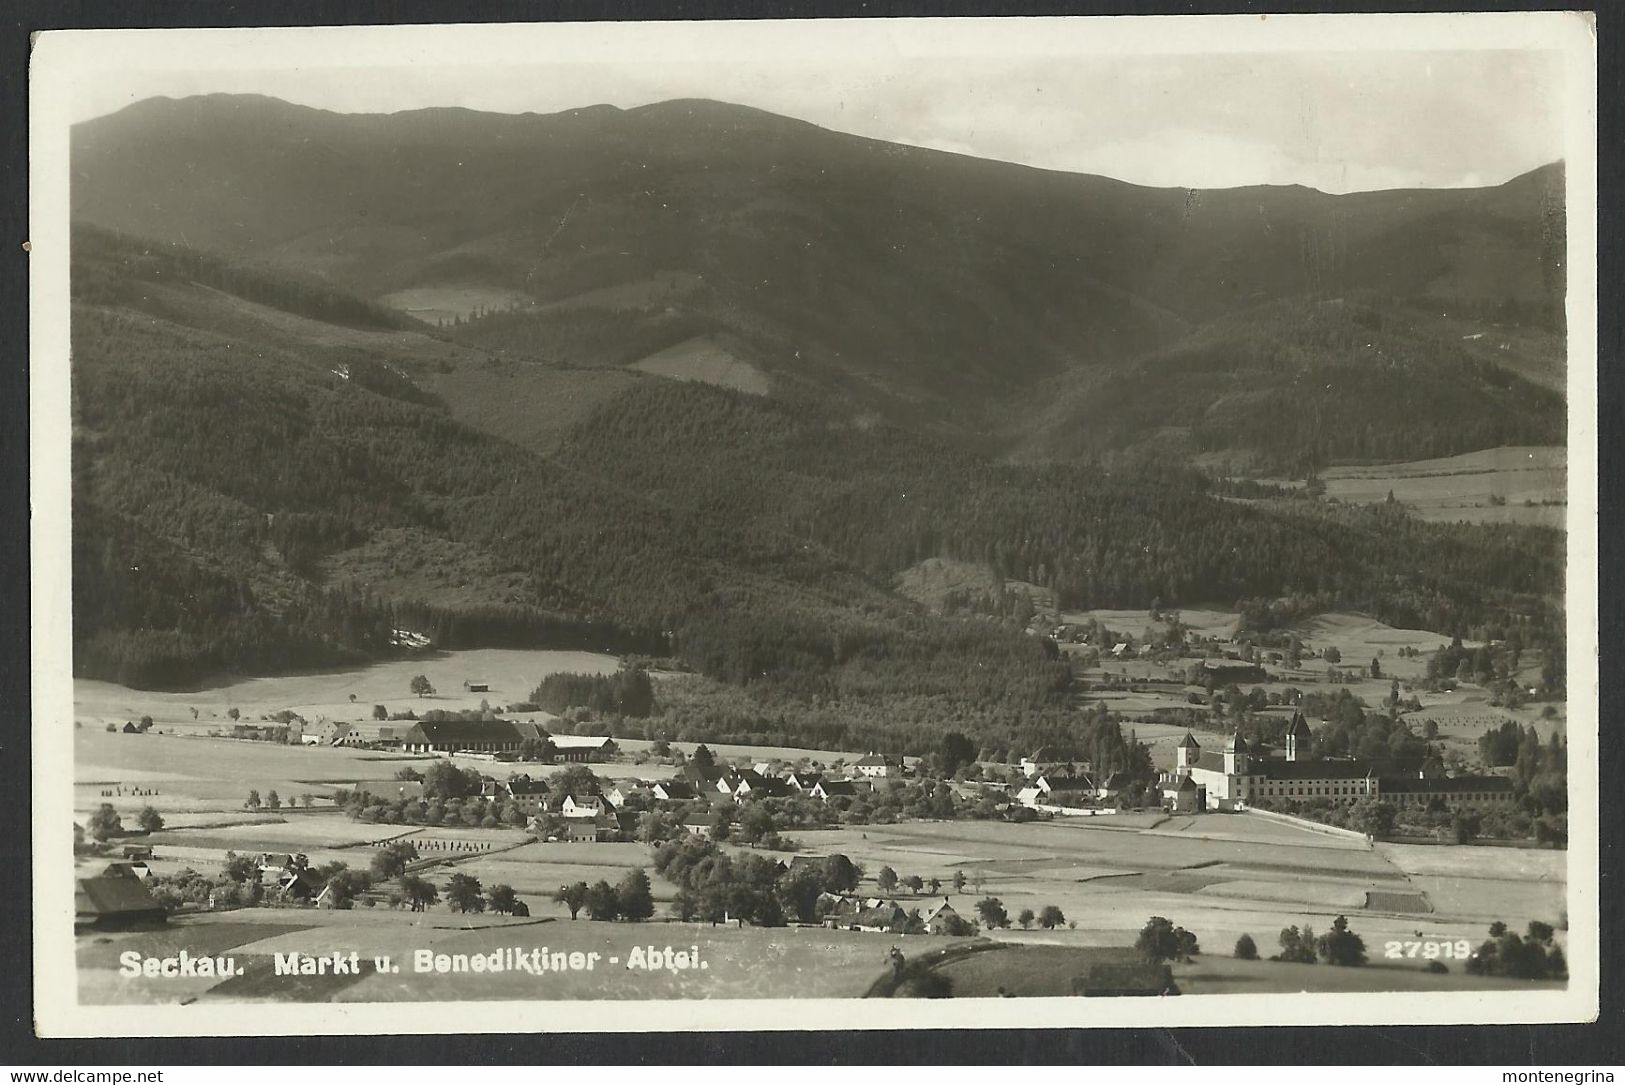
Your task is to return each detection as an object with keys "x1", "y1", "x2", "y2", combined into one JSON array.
[
  {"x1": 379, "y1": 285, "x2": 533, "y2": 324},
  {"x1": 1255, "y1": 446, "x2": 1566, "y2": 527},
  {"x1": 75, "y1": 729, "x2": 430, "y2": 820},
  {"x1": 78, "y1": 910, "x2": 917, "y2": 1004},
  {"x1": 1061, "y1": 607, "x2": 1240, "y2": 640},
  {"x1": 1170, "y1": 955, "x2": 1561, "y2": 995},
  {"x1": 922, "y1": 941, "x2": 1556, "y2": 997},
  {"x1": 630, "y1": 335, "x2": 771, "y2": 395},
  {"x1": 1062, "y1": 608, "x2": 1553, "y2": 754},
  {"x1": 74, "y1": 648, "x2": 623, "y2": 731},
  {"x1": 790, "y1": 814, "x2": 1561, "y2": 964},
  {"x1": 74, "y1": 803, "x2": 1564, "y2": 1003},
  {"x1": 931, "y1": 944, "x2": 1145, "y2": 997},
  {"x1": 1292, "y1": 613, "x2": 1458, "y2": 678}
]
